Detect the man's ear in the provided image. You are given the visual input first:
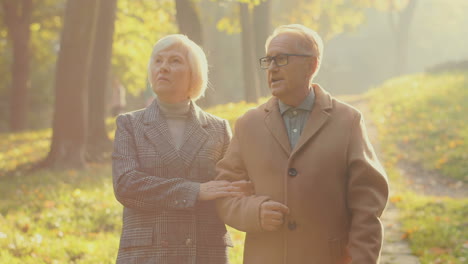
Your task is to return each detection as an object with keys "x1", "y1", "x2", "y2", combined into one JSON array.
[{"x1": 309, "y1": 57, "x2": 318, "y2": 77}]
